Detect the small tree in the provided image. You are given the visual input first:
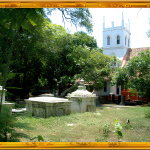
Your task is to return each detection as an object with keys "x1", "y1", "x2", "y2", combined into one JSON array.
[{"x1": 111, "y1": 49, "x2": 150, "y2": 101}]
